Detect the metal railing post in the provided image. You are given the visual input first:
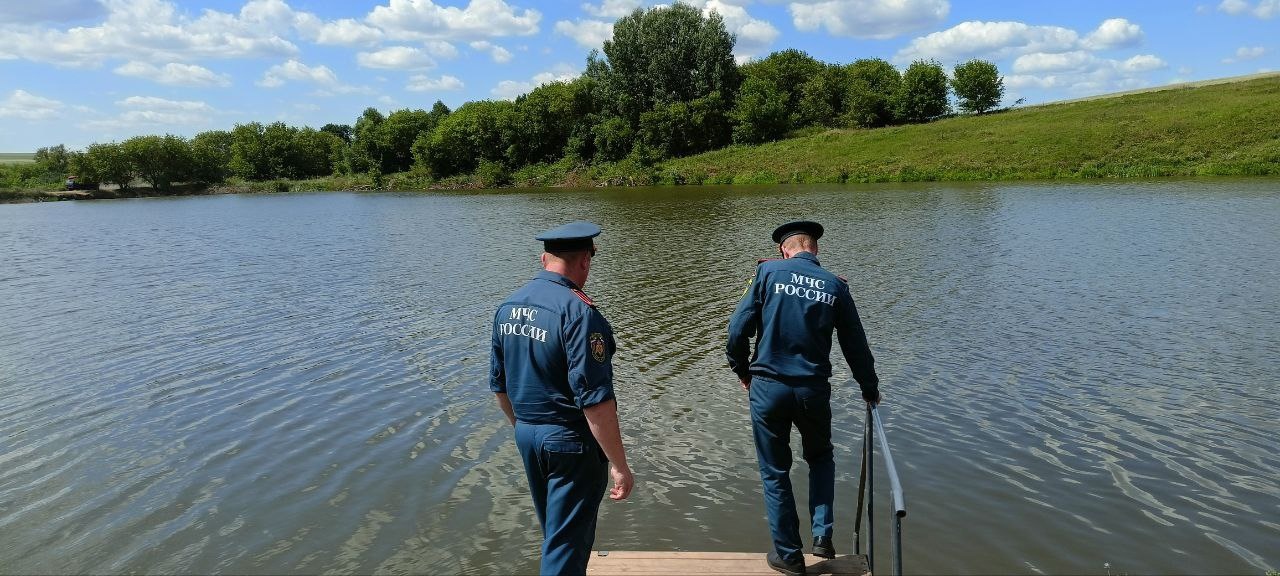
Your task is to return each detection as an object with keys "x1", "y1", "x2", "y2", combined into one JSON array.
[
  {"x1": 854, "y1": 413, "x2": 868, "y2": 555},
  {"x1": 869, "y1": 403, "x2": 906, "y2": 576},
  {"x1": 866, "y1": 404, "x2": 875, "y2": 574}
]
